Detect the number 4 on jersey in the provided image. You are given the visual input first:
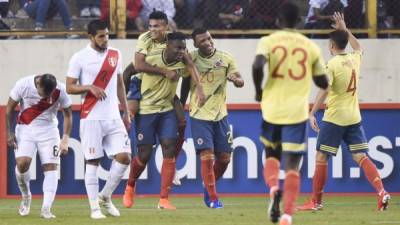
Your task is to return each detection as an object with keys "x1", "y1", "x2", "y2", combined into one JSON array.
[{"x1": 347, "y1": 69, "x2": 357, "y2": 96}]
